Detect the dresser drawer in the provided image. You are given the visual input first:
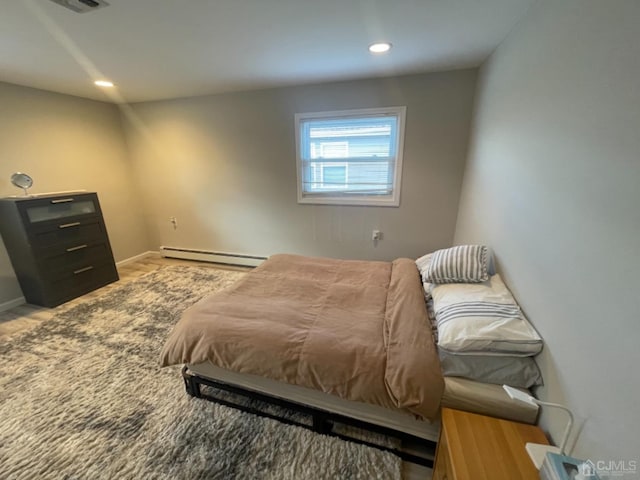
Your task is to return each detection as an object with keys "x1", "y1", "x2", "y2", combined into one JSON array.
[
  {"x1": 22, "y1": 196, "x2": 97, "y2": 223},
  {"x1": 41, "y1": 243, "x2": 114, "y2": 279},
  {"x1": 44, "y1": 263, "x2": 119, "y2": 306},
  {"x1": 29, "y1": 218, "x2": 106, "y2": 249}
]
